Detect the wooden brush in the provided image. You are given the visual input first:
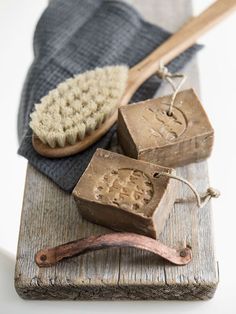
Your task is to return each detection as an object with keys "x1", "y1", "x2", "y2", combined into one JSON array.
[{"x1": 31, "y1": 0, "x2": 236, "y2": 158}]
